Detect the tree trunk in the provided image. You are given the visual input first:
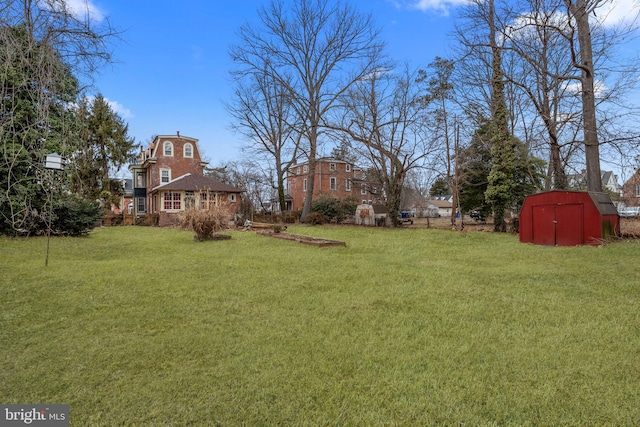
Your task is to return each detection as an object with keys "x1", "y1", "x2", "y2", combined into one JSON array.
[
  {"x1": 567, "y1": 0, "x2": 602, "y2": 192},
  {"x1": 301, "y1": 143, "x2": 317, "y2": 222}
]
